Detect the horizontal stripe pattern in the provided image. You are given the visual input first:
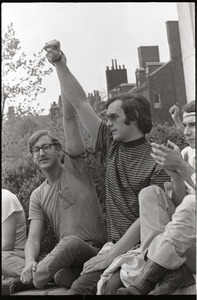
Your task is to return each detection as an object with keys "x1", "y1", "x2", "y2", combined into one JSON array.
[{"x1": 96, "y1": 121, "x2": 170, "y2": 241}]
